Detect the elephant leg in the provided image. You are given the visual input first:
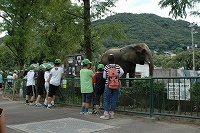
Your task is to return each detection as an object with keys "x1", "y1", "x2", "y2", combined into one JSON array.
[
  {"x1": 120, "y1": 73, "x2": 126, "y2": 87},
  {"x1": 128, "y1": 65, "x2": 136, "y2": 87}
]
